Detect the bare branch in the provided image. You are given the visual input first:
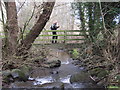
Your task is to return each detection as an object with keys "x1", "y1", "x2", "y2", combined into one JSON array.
[
  {"x1": 20, "y1": 2, "x2": 55, "y2": 49},
  {"x1": 17, "y1": 0, "x2": 26, "y2": 14},
  {"x1": 18, "y1": 4, "x2": 36, "y2": 41},
  {"x1": 99, "y1": 0, "x2": 107, "y2": 31},
  {"x1": 23, "y1": 5, "x2": 36, "y2": 32},
  {"x1": 0, "y1": 0, "x2": 5, "y2": 25}
]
